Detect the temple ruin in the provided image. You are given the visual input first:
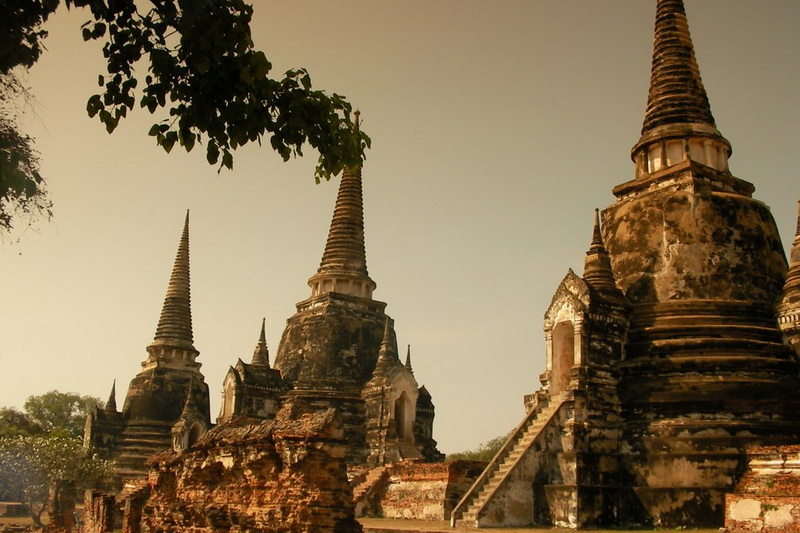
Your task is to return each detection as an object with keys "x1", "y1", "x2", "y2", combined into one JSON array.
[
  {"x1": 79, "y1": 1, "x2": 800, "y2": 530},
  {"x1": 451, "y1": 0, "x2": 800, "y2": 529},
  {"x1": 83, "y1": 114, "x2": 443, "y2": 530}
]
